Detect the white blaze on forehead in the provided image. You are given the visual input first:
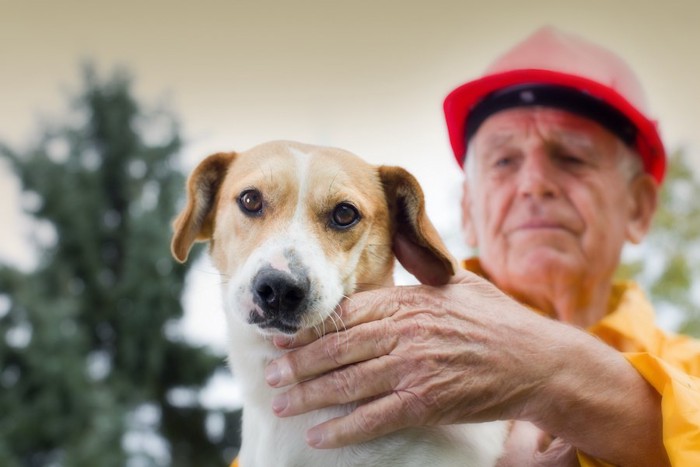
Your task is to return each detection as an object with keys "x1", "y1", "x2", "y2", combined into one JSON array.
[
  {"x1": 268, "y1": 252, "x2": 291, "y2": 273},
  {"x1": 290, "y1": 147, "x2": 312, "y2": 224}
]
